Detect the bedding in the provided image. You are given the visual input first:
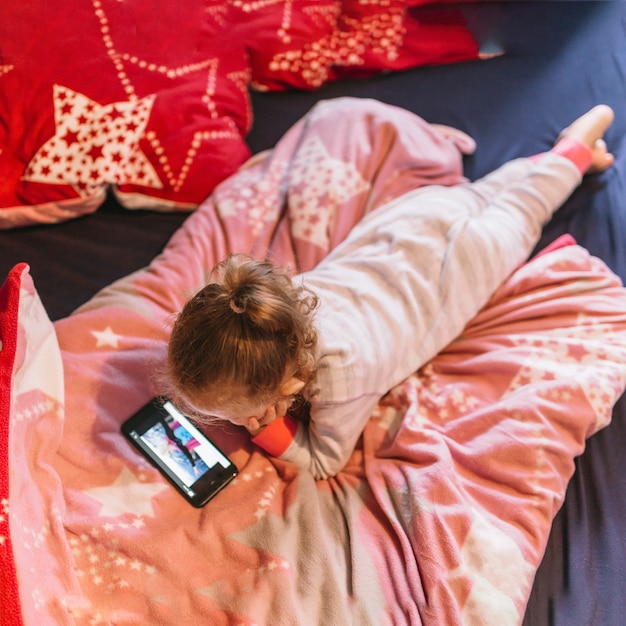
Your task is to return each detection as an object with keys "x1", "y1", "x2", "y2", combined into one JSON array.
[
  {"x1": 1, "y1": 2, "x2": 626, "y2": 624},
  {"x1": 3, "y1": 98, "x2": 626, "y2": 625},
  {"x1": 0, "y1": 0, "x2": 483, "y2": 227}
]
